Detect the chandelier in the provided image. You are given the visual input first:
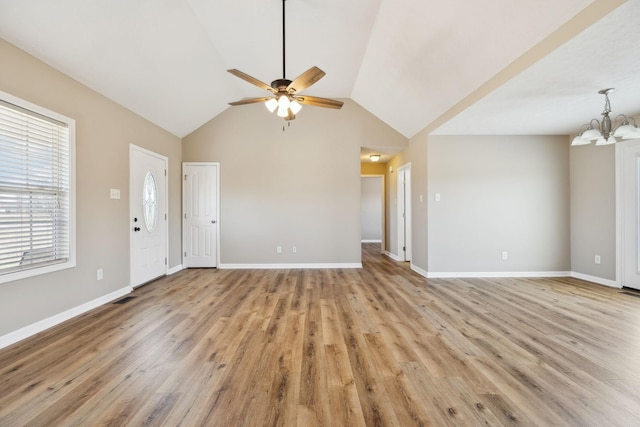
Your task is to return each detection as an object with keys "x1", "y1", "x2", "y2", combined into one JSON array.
[{"x1": 571, "y1": 88, "x2": 640, "y2": 146}]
